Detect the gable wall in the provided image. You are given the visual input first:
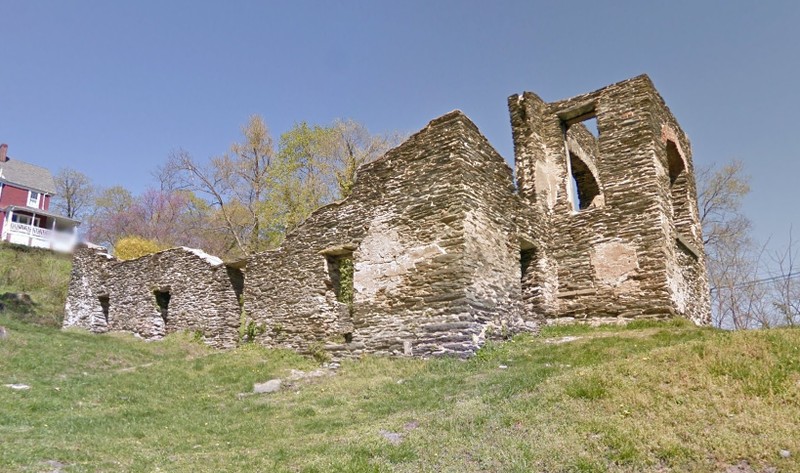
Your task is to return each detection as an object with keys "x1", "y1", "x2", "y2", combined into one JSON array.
[{"x1": 243, "y1": 113, "x2": 485, "y2": 357}]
